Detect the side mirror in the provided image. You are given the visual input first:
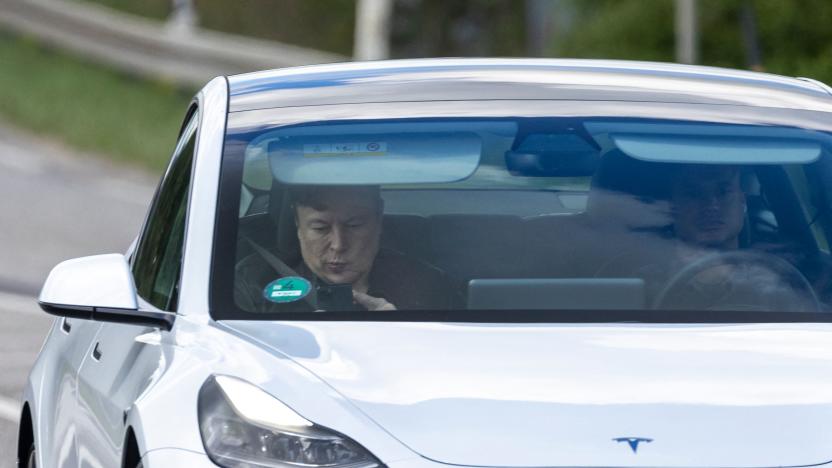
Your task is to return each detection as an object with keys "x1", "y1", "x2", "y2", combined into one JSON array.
[{"x1": 39, "y1": 254, "x2": 174, "y2": 330}]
